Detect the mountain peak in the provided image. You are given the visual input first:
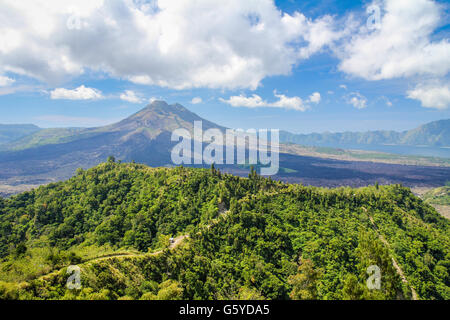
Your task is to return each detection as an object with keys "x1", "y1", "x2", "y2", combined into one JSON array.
[
  {"x1": 142, "y1": 100, "x2": 191, "y2": 114},
  {"x1": 106, "y1": 100, "x2": 225, "y2": 134},
  {"x1": 133, "y1": 100, "x2": 197, "y2": 120},
  {"x1": 147, "y1": 100, "x2": 169, "y2": 109}
]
